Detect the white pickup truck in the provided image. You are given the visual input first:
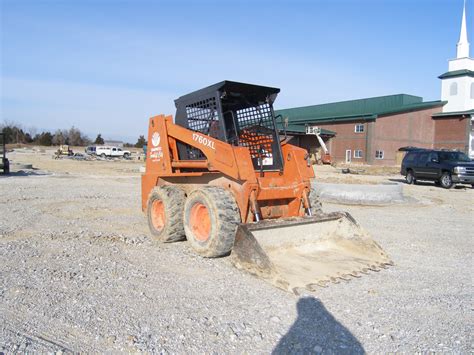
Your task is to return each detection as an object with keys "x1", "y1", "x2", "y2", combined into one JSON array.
[{"x1": 96, "y1": 146, "x2": 131, "y2": 159}]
